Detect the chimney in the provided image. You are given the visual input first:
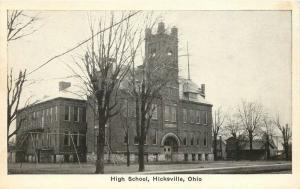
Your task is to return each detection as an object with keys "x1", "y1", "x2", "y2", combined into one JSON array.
[
  {"x1": 59, "y1": 81, "x2": 71, "y2": 91},
  {"x1": 157, "y1": 22, "x2": 165, "y2": 34},
  {"x1": 201, "y1": 84, "x2": 205, "y2": 98}
]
